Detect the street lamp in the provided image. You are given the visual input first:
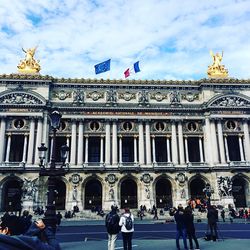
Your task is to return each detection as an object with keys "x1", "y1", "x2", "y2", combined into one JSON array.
[{"x1": 38, "y1": 109, "x2": 68, "y2": 232}]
